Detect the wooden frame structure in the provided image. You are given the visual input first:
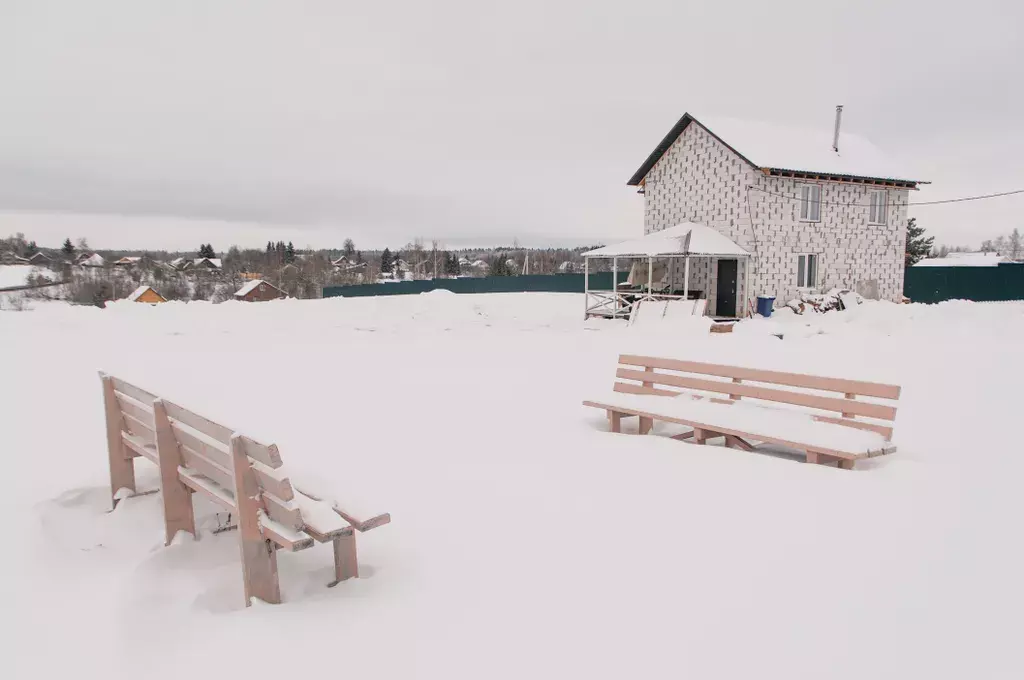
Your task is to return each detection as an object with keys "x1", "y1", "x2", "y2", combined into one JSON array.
[
  {"x1": 582, "y1": 223, "x2": 752, "y2": 320},
  {"x1": 583, "y1": 355, "x2": 901, "y2": 469},
  {"x1": 100, "y1": 372, "x2": 390, "y2": 606}
]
